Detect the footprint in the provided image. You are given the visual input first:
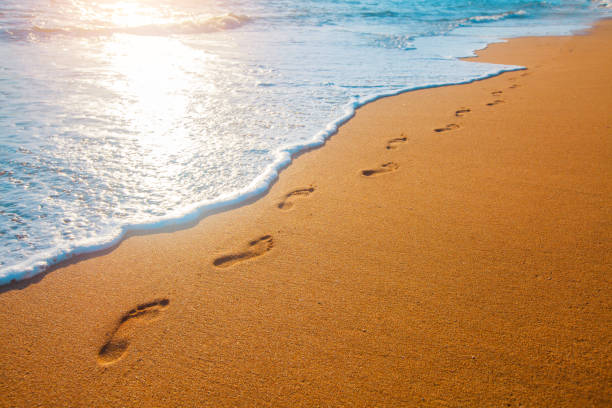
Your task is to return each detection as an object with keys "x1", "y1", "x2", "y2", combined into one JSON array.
[
  {"x1": 491, "y1": 90, "x2": 503, "y2": 96},
  {"x1": 361, "y1": 162, "x2": 399, "y2": 177},
  {"x1": 385, "y1": 136, "x2": 407, "y2": 150},
  {"x1": 97, "y1": 298, "x2": 170, "y2": 366},
  {"x1": 455, "y1": 108, "x2": 471, "y2": 117},
  {"x1": 521, "y1": 72, "x2": 529, "y2": 77},
  {"x1": 213, "y1": 235, "x2": 274, "y2": 268},
  {"x1": 486, "y1": 100, "x2": 504, "y2": 106},
  {"x1": 434, "y1": 124, "x2": 460, "y2": 133},
  {"x1": 277, "y1": 187, "x2": 314, "y2": 210},
  {"x1": 509, "y1": 84, "x2": 519, "y2": 89}
]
